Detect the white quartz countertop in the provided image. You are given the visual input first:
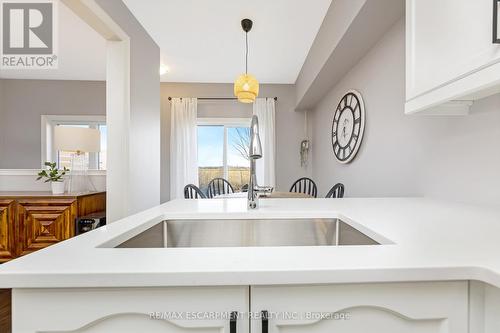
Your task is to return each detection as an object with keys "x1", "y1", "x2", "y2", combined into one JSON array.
[{"x1": 1, "y1": 197, "x2": 500, "y2": 289}]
